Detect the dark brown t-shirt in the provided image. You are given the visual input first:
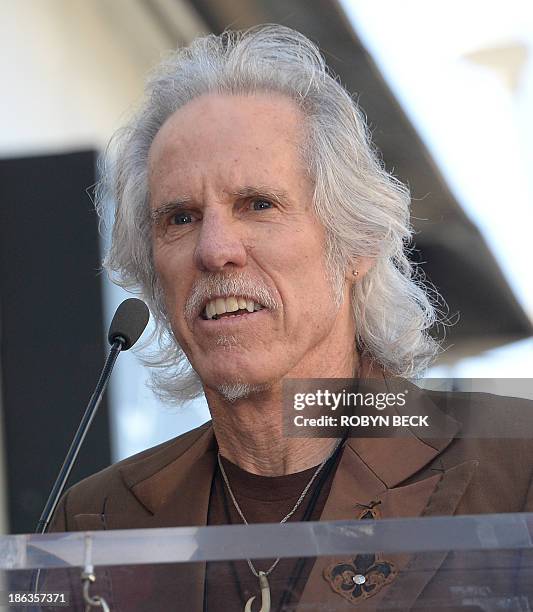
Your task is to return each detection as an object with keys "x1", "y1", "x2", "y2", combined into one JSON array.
[{"x1": 205, "y1": 449, "x2": 342, "y2": 612}]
